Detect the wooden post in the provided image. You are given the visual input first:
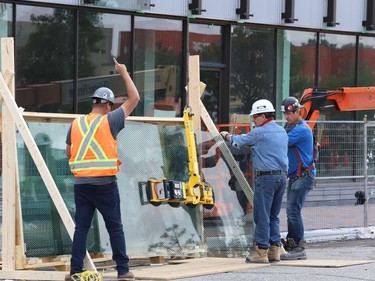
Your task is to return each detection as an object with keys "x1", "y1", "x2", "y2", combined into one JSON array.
[
  {"x1": 188, "y1": 55, "x2": 201, "y2": 131},
  {"x1": 188, "y1": 56, "x2": 254, "y2": 204},
  {"x1": 1, "y1": 36, "x2": 17, "y2": 271},
  {"x1": 0, "y1": 39, "x2": 27, "y2": 269},
  {"x1": 199, "y1": 101, "x2": 254, "y2": 204}
]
